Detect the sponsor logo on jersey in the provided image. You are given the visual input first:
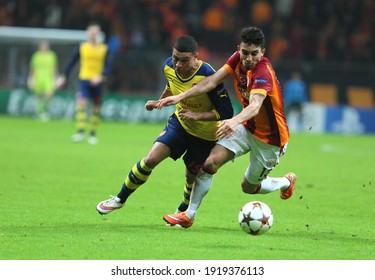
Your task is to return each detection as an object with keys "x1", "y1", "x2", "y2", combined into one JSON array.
[{"x1": 254, "y1": 78, "x2": 267, "y2": 85}]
